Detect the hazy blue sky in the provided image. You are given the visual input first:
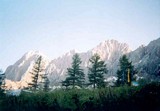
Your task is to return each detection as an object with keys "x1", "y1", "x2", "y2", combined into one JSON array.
[{"x1": 0, "y1": 0, "x2": 160, "y2": 71}]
